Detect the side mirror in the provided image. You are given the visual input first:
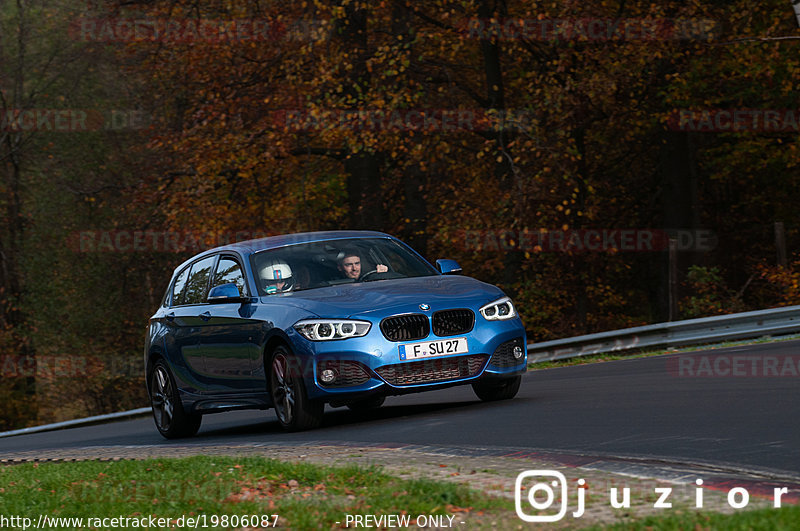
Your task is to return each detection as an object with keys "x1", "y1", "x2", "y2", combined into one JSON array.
[
  {"x1": 436, "y1": 259, "x2": 462, "y2": 275},
  {"x1": 207, "y1": 282, "x2": 249, "y2": 303}
]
